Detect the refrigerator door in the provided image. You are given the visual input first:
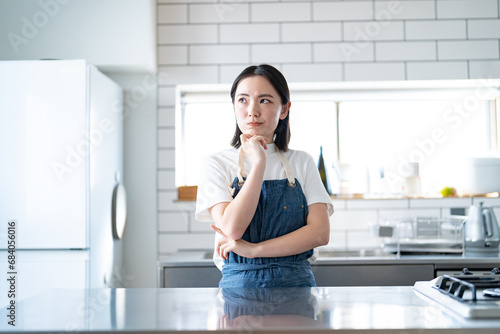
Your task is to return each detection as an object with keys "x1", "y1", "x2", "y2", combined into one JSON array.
[
  {"x1": 0, "y1": 250, "x2": 88, "y2": 308},
  {"x1": 0, "y1": 60, "x2": 88, "y2": 249},
  {"x1": 88, "y1": 65, "x2": 124, "y2": 287}
]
